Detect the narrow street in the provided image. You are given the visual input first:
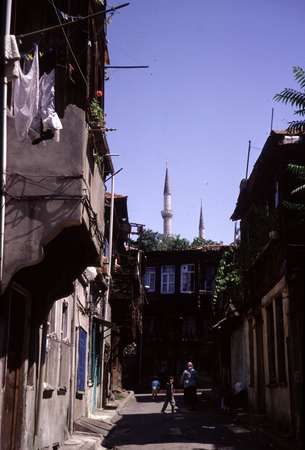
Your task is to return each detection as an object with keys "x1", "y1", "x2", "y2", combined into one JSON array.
[{"x1": 104, "y1": 394, "x2": 279, "y2": 450}]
